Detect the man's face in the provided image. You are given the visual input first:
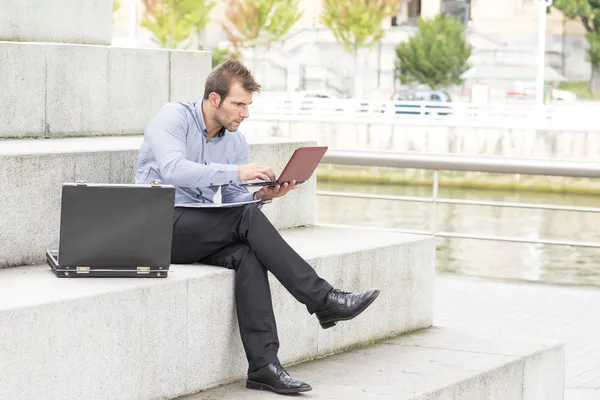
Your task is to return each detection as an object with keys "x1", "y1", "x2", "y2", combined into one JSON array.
[{"x1": 214, "y1": 81, "x2": 252, "y2": 132}]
